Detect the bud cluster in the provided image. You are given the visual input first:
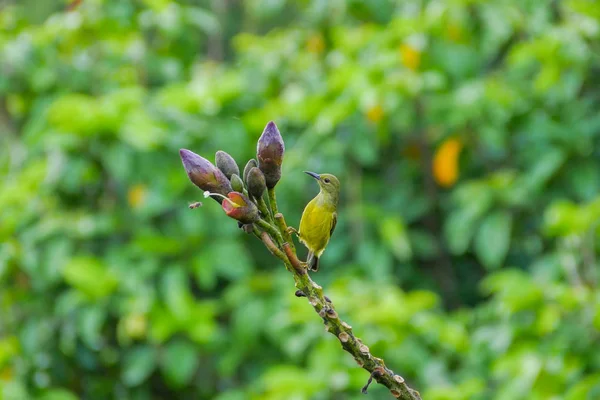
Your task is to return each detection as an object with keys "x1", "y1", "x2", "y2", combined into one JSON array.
[{"x1": 179, "y1": 121, "x2": 285, "y2": 226}]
